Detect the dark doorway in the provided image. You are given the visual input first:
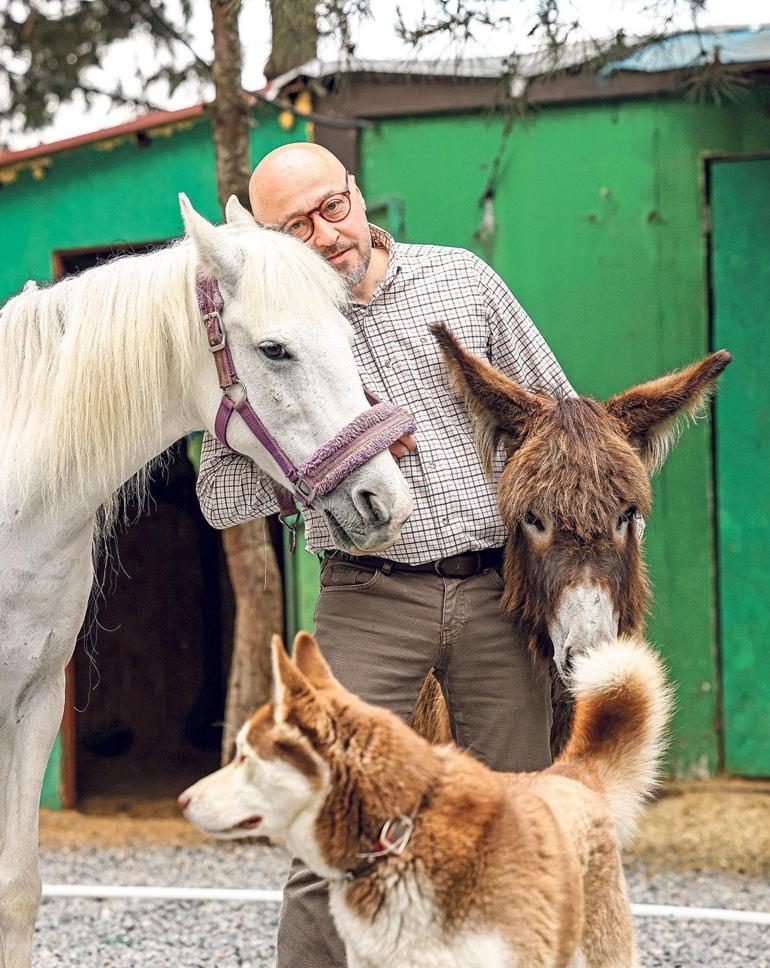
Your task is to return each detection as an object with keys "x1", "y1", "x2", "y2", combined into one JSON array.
[{"x1": 74, "y1": 444, "x2": 235, "y2": 805}]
